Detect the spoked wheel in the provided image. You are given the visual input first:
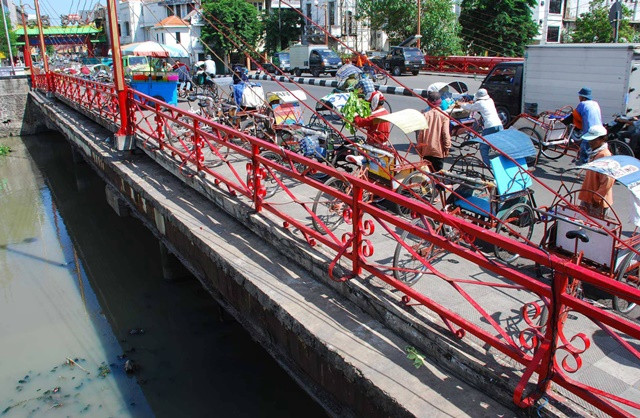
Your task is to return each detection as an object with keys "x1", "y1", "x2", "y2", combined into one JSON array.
[
  {"x1": 613, "y1": 249, "x2": 640, "y2": 314},
  {"x1": 164, "y1": 115, "x2": 195, "y2": 151},
  {"x1": 251, "y1": 151, "x2": 284, "y2": 199},
  {"x1": 536, "y1": 133, "x2": 567, "y2": 160},
  {"x1": 494, "y1": 202, "x2": 535, "y2": 263},
  {"x1": 609, "y1": 139, "x2": 634, "y2": 157},
  {"x1": 311, "y1": 178, "x2": 351, "y2": 233},
  {"x1": 450, "y1": 153, "x2": 494, "y2": 183},
  {"x1": 375, "y1": 73, "x2": 388, "y2": 85},
  {"x1": 518, "y1": 127, "x2": 542, "y2": 164},
  {"x1": 383, "y1": 100, "x2": 393, "y2": 113},
  {"x1": 392, "y1": 218, "x2": 436, "y2": 286},
  {"x1": 395, "y1": 171, "x2": 435, "y2": 217}
]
